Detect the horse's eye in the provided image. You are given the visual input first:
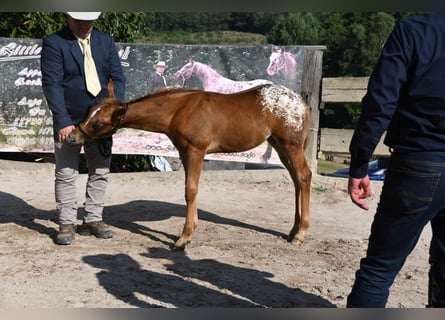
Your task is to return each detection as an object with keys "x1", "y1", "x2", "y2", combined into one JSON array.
[{"x1": 92, "y1": 121, "x2": 104, "y2": 131}]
